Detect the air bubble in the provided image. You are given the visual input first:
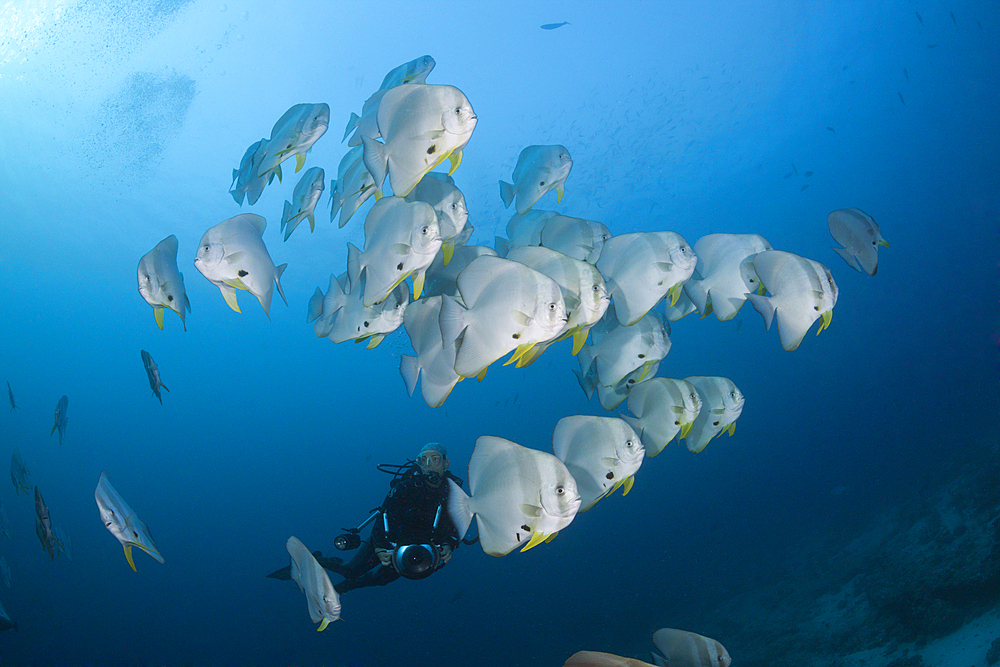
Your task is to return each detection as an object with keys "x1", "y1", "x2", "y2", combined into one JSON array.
[
  {"x1": 220, "y1": 4, "x2": 227, "y2": 11},
  {"x1": 241, "y1": 11, "x2": 249, "y2": 20}
]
